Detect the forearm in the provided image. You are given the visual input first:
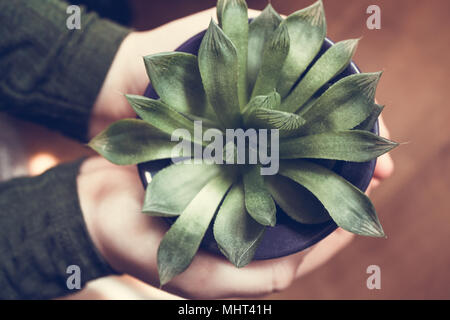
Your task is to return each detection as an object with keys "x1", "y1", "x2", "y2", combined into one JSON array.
[
  {"x1": 0, "y1": 159, "x2": 115, "y2": 299},
  {"x1": 0, "y1": 0, "x2": 130, "y2": 142}
]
